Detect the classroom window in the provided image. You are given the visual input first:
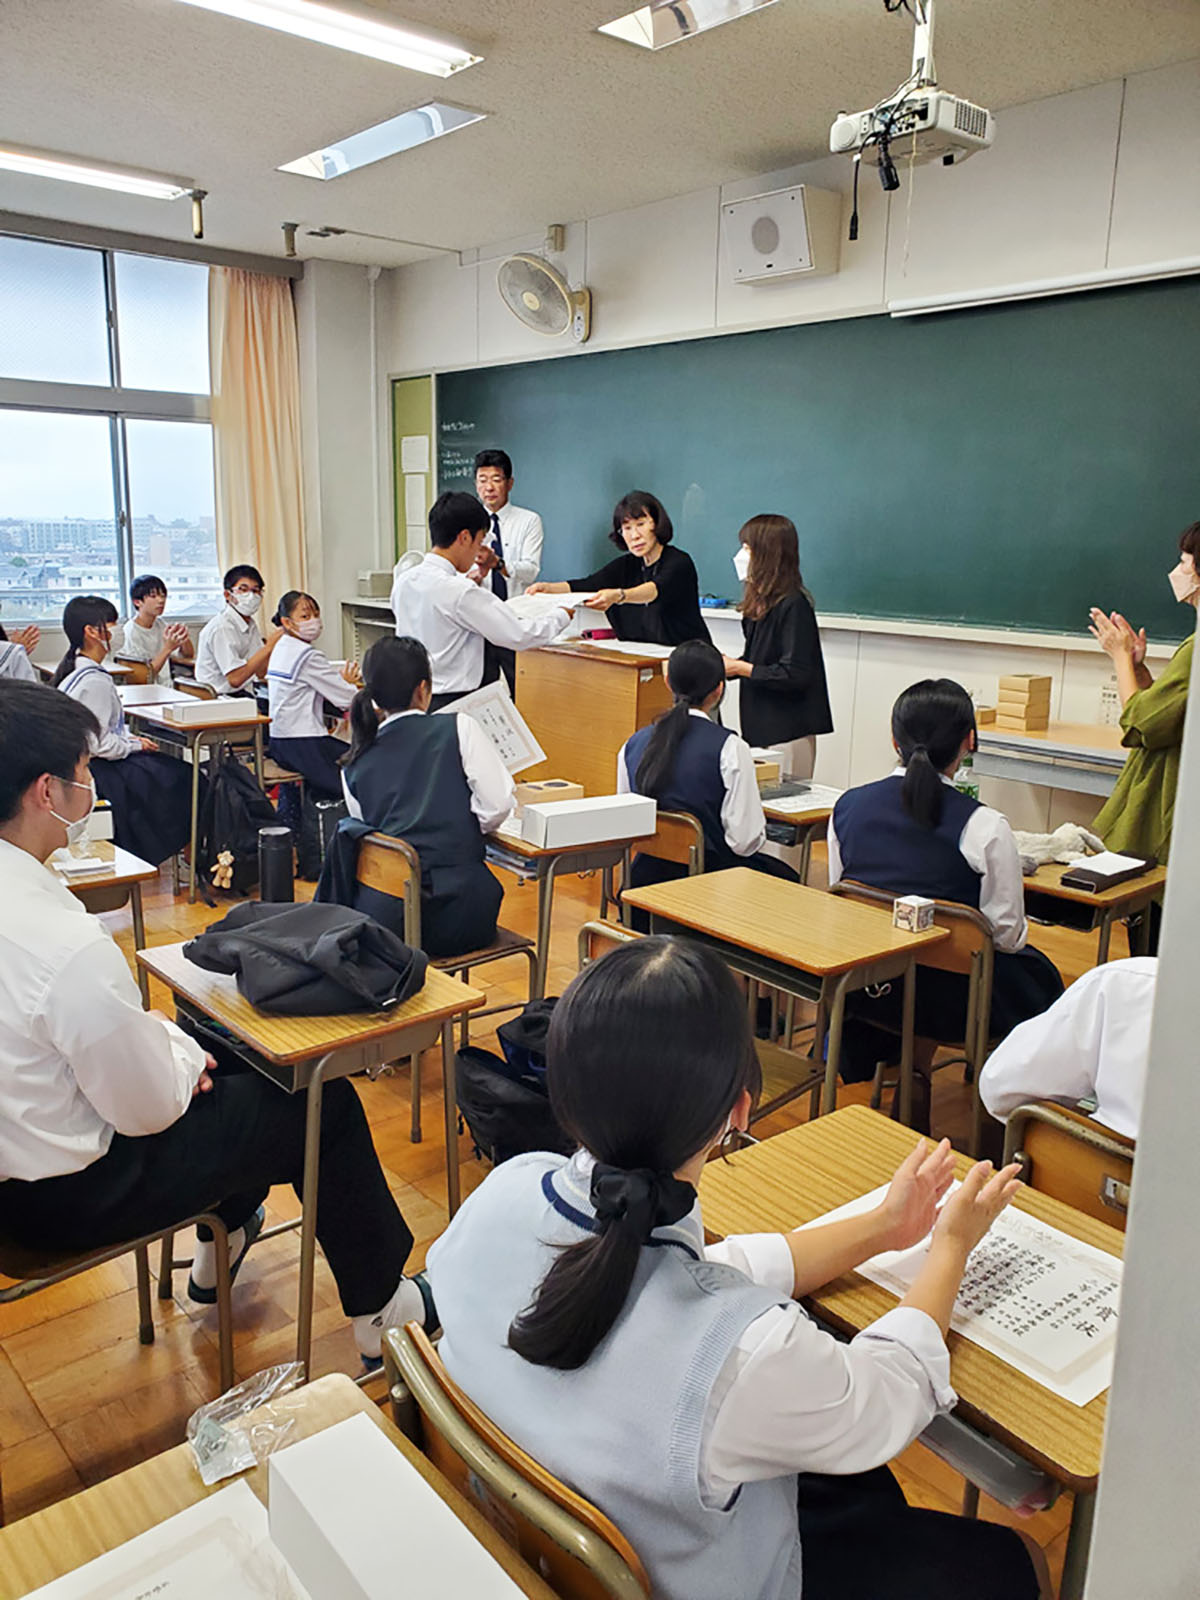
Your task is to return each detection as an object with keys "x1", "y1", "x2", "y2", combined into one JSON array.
[{"x1": 0, "y1": 234, "x2": 215, "y2": 619}]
